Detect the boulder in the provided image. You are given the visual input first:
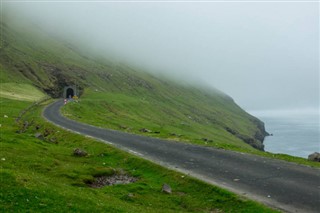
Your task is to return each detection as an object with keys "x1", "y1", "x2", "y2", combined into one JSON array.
[
  {"x1": 73, "y1": 148, "x2": 88, "y2": 157},
  {"x1": 35, "y1": 132, "x2": 44, "y2": 140},
  {"x1": 161, "y1": 183, "x2": 172, "y2": 194},
  {"x1": 308, "y1": 152, "x2": 320, "y2": 162},
  {"x1": 139, "y1": 128, "x2": 152, "y2": 133}
]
